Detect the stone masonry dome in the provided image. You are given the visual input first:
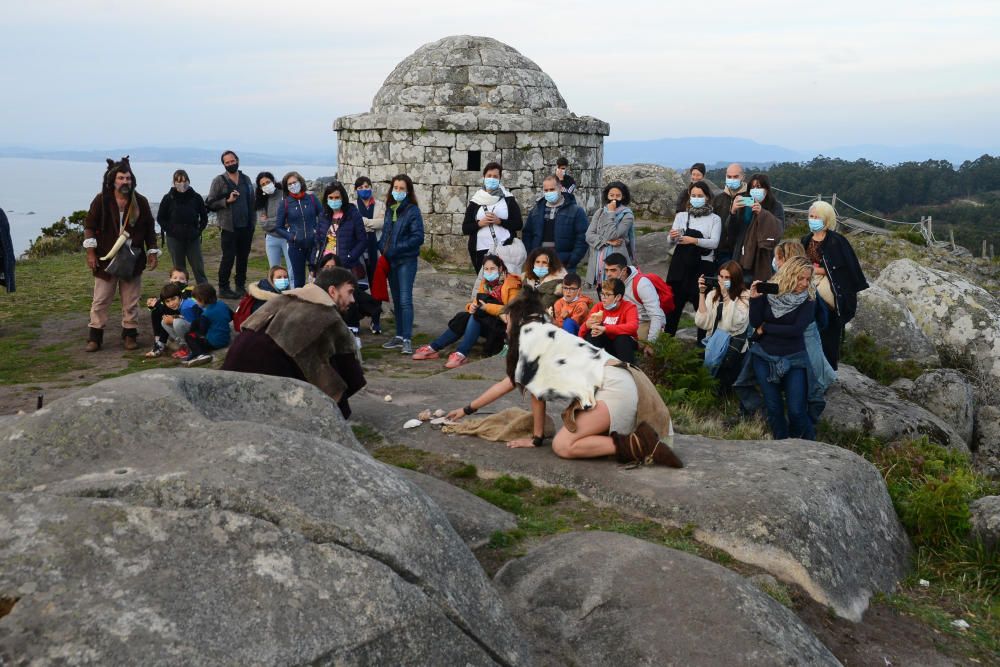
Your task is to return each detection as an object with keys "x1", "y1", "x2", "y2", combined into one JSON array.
[
  {"x1": 334, "y1": 35, "x2": 610, "y2": 262},
  {"x1": 371, "y1": 36, "x2": 567, "y2": 115}
]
